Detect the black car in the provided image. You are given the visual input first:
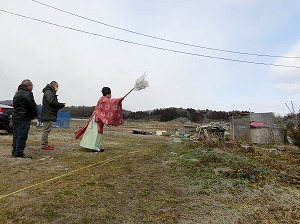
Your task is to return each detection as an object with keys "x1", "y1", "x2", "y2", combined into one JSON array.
[{"x1": 0, "y1": 108, "x2": 13, "y2": 133}]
